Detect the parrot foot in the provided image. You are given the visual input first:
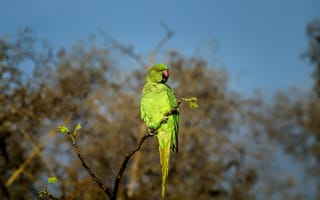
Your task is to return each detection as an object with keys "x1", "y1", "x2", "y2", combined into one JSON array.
[
  {"x1": 161, "y1": 116, "x2": 169, "y2": 124},
  {"x1": 148, "y1": 128, "x2": 157, "y2": 135}
]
